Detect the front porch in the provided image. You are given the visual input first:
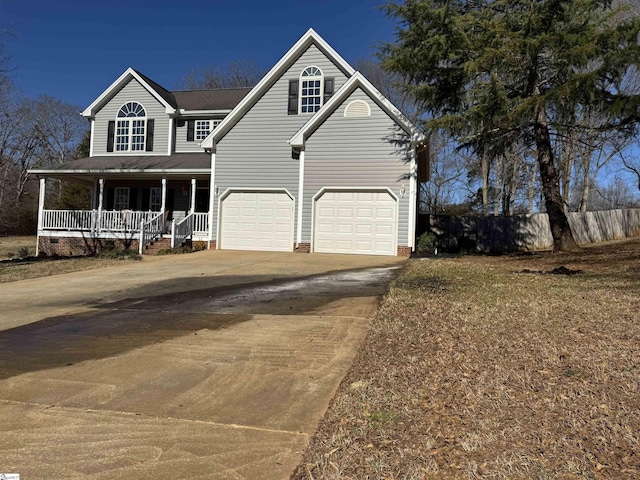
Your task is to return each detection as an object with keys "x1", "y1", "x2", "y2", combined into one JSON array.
[
  {"x1": 35, "y1": 175, "x2": 212, "y2": 256},
  {"x1": 38, "y1": 209, "x2": 211, "y2": 256}
]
